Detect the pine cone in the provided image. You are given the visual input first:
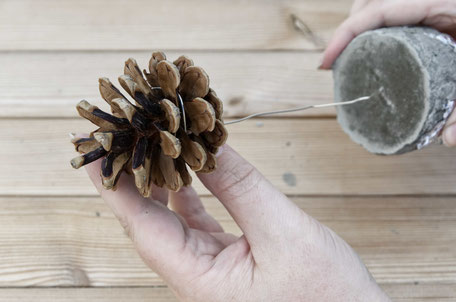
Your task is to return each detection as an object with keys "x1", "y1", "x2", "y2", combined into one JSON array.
[{"x1": 70, "y1": 52, "x2": 228, "y2": 196}]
